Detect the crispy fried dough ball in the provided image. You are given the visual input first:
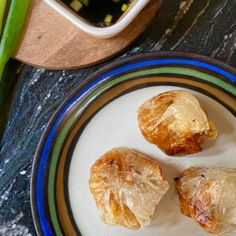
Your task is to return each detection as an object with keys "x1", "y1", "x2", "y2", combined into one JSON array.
[
  {"x1": 175, "y1": 167, "x2": 236, "y2": 234},
  {"x1": 89, "y1": 148, "x2": 169, "y2": 229},
  {"x1": 138, "y1": 91, "x2": 217, "y2": 156}
]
